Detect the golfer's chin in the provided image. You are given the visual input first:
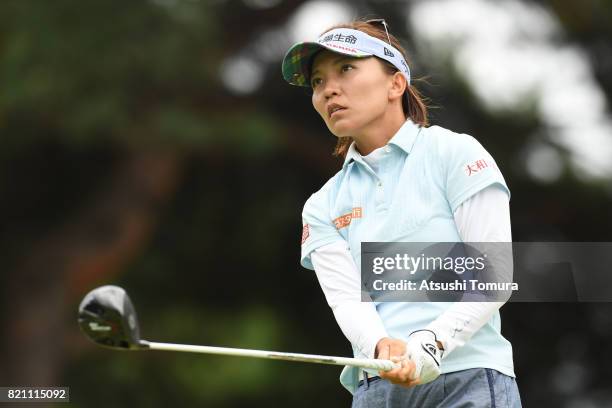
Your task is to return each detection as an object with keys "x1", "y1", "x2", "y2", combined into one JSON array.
[{"x1": 326, "y1": 119, "x2": 358, "y2": 138}]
